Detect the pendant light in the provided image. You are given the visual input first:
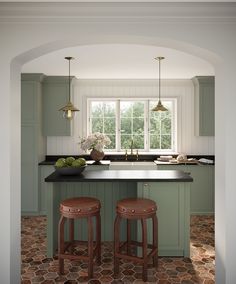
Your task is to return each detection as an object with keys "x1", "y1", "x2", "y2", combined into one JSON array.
[
  {"x1": 152, "y1": 56, "x2": 168, "y2": 112},
  {"x1": 59, "y1": 56, "x2": 79, "y2": 120}
]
